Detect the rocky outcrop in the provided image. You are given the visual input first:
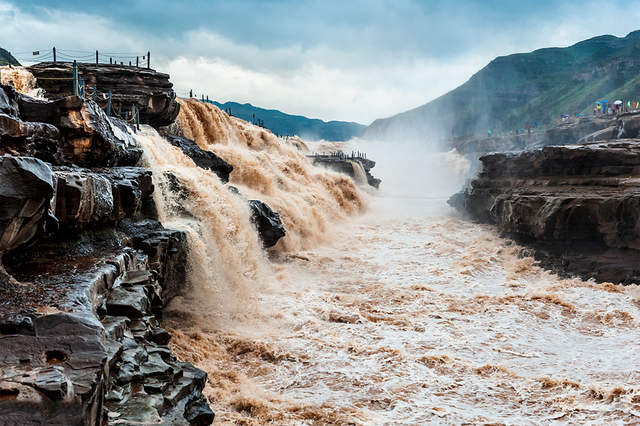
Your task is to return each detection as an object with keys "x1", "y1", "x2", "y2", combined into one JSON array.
[
  {"x1": 249, "y1": 200, "x2": 286, "y2": 248},
  {"x1": 0, "y1": 85, "x2": 213, "y2": 423},
  {"x1": 53, "y1": 167, "x2": 154, "y2": 229},
  {"x1": 1, "y1": 219, "x2": 205, "y2": 425},
  {"x1": 0, "y1": 84, "x2": 60, "y2": 162},
  {"x1": 0, "y1": 84, "x2": 142, "y2": 167},
  {"x1": 19, "y1": 93, "x2": 142, "y2": 167},
  {"x1": 0, "y1": 169, "x2": 211, "y2": 424},
  {"x1": 0, "y1": 156, "x2": 57, "y2": 252},
  {"x1": 164, "y1": 134, "x2": 233, "y2": 183},
  {"x1": 27, "y1": 62, "x2": 180, "y2": 128},
  {"x1": 310, "y1": 153, "x2": 381, "y2": 189},
  {"x1": 450, "y1": 141, "x2": 640, "y2": 284}
]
